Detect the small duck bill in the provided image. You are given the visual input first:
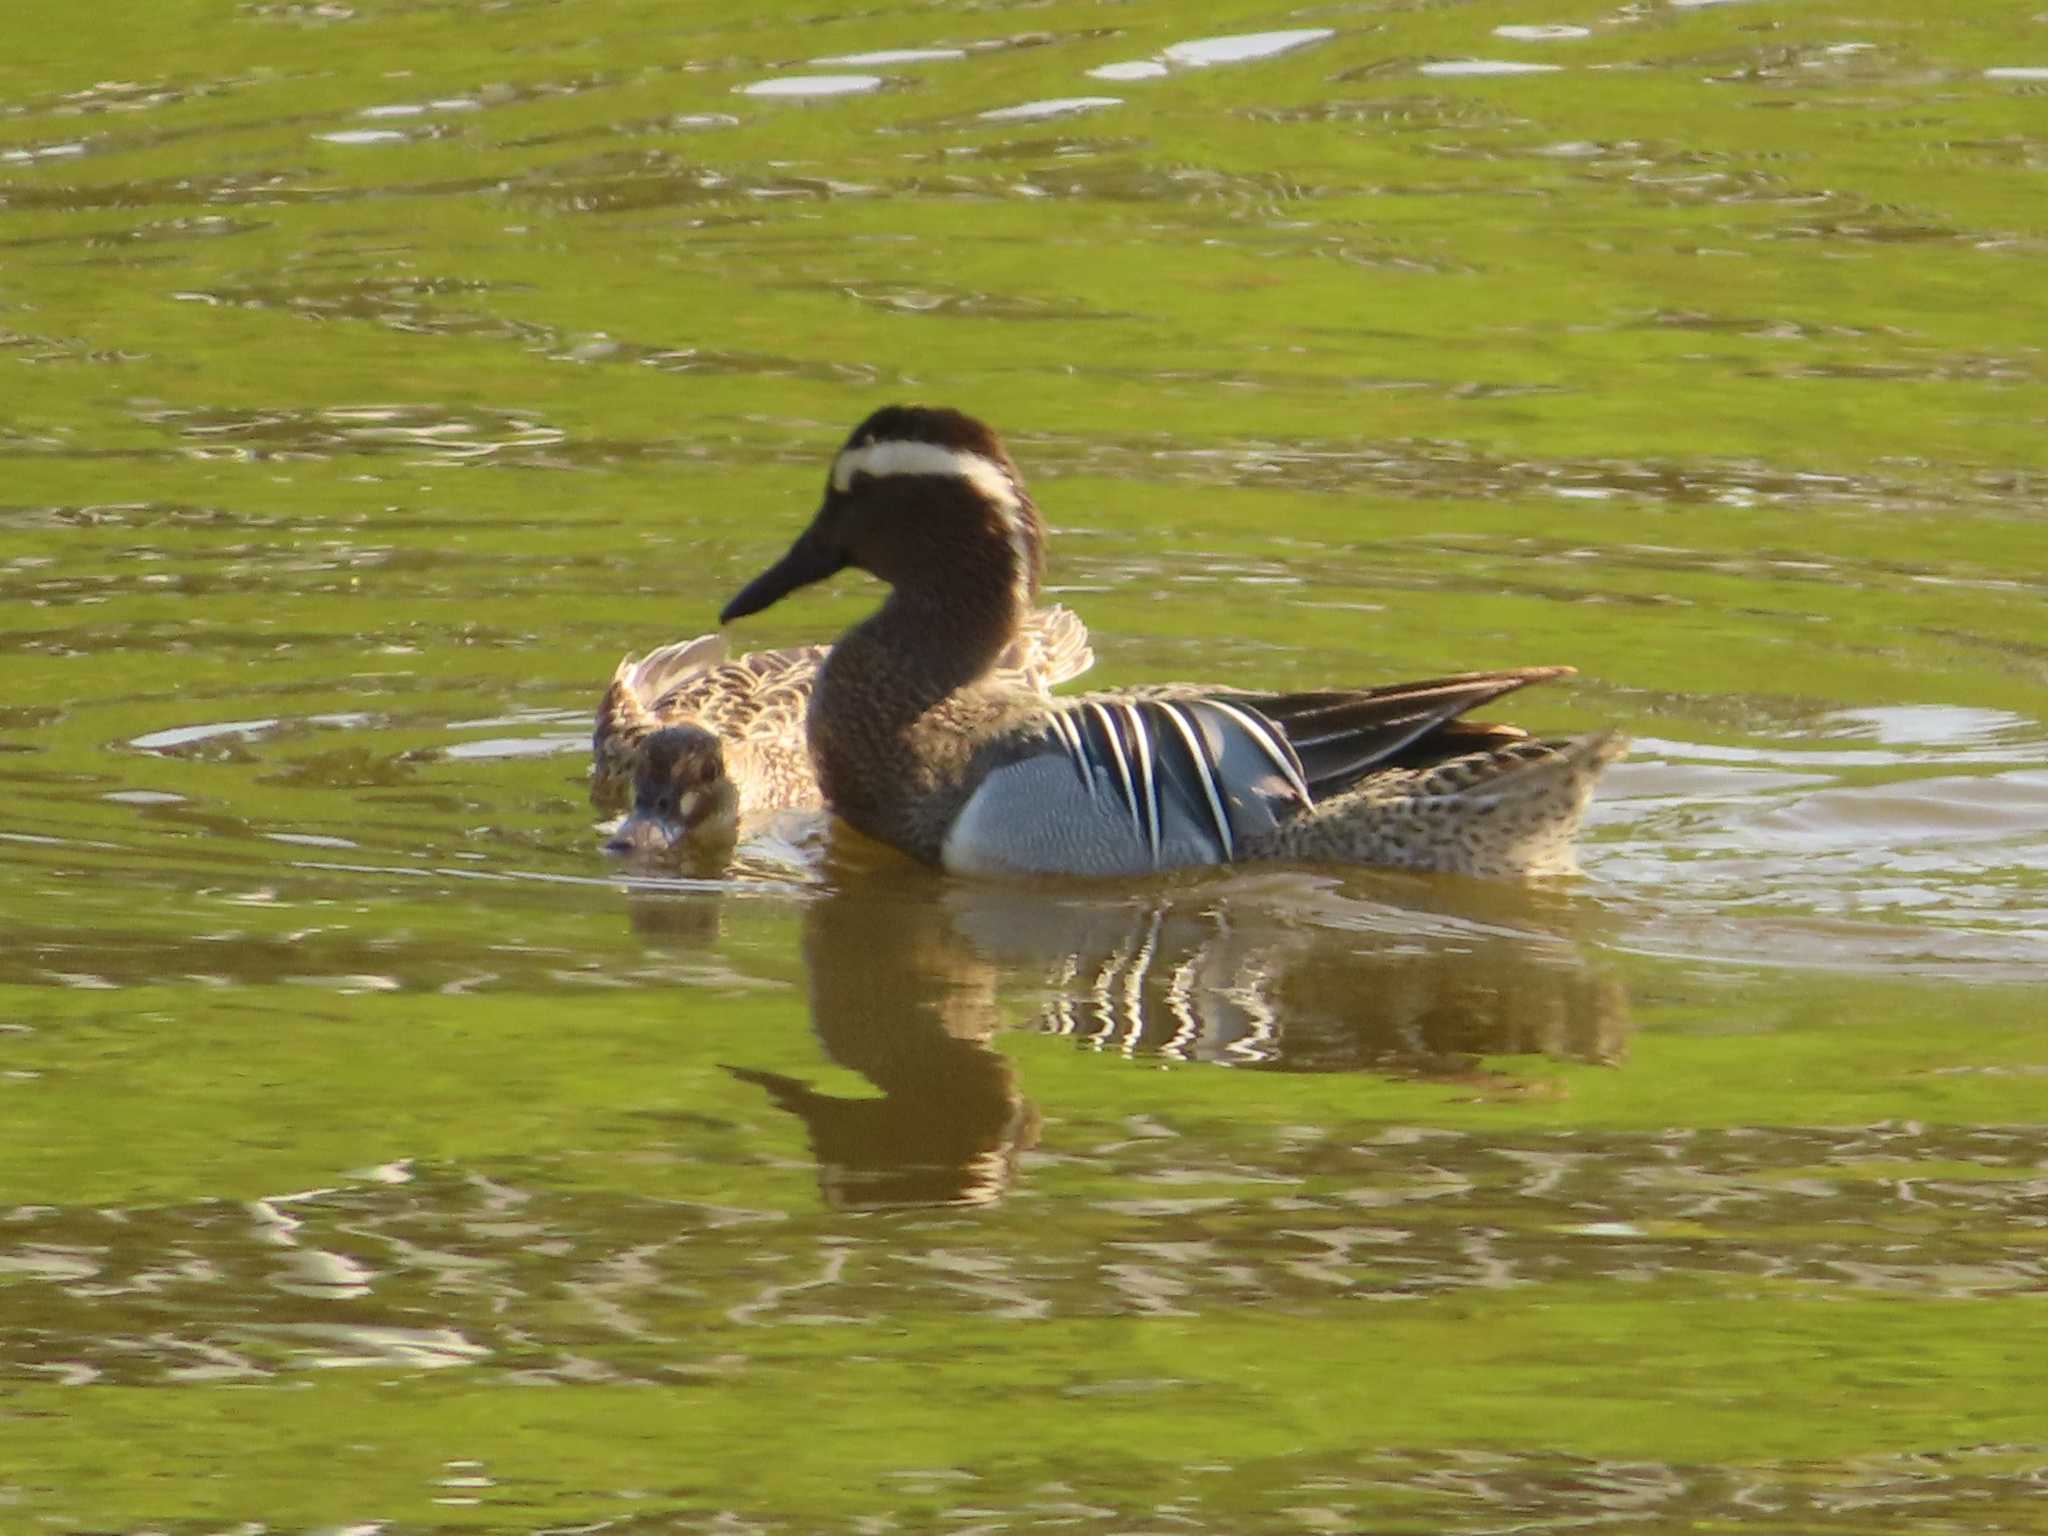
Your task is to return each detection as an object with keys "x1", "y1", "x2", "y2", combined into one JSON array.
[
  {"x1": 606, "y1": 810, "x2": 695, "y2": 857},
  {"x1": 722, "y1": 526, "x2": 847, "y2": 625}
]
